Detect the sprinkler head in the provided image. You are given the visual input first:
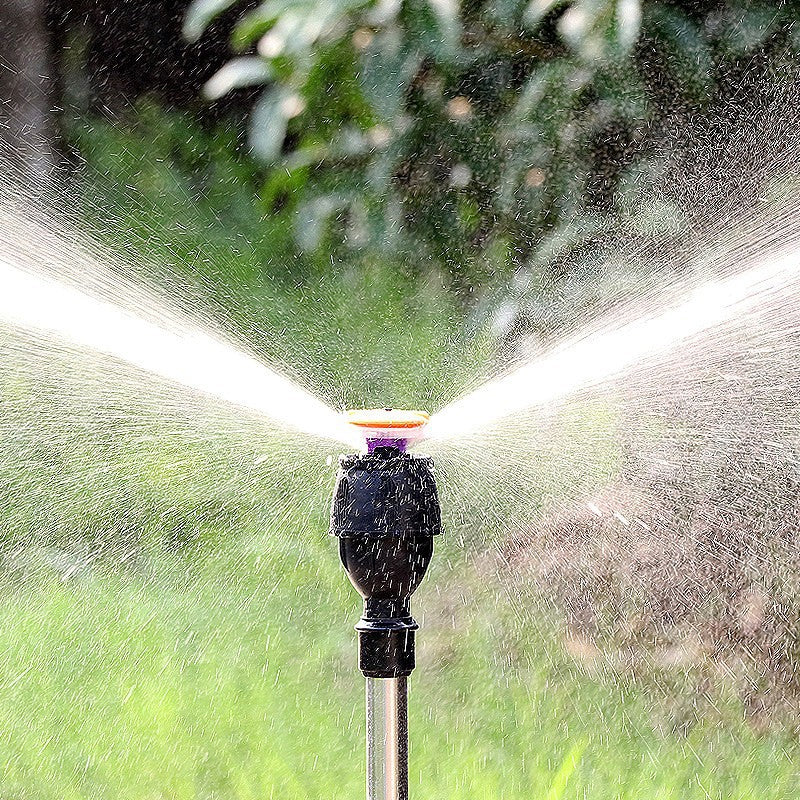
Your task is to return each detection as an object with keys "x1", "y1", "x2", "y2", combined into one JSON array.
[{"x1": 331, "y1": 409, "x2": 441, "y2": 678}]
